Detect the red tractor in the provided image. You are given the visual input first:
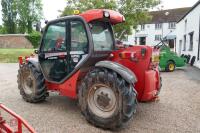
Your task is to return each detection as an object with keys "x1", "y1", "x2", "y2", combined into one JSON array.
[{"x1": 17, "y1": 9, "x2": 161, "y2": 129}]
